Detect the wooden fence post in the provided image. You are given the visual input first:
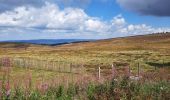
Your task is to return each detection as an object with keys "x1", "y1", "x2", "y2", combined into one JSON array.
[
  {"x1": 70, "y1": 63, "x2": 72, "y2": 73},
  {"x1": 58, "y1": 61, "x2": 61, "y2": 72},
  {"x1": 129, "y1": 65, "x2": 131, "y2": 76},
  {"x1": 137, "y1": 62, "x2": 140, "y2": 77},
  {"x1": 98, "y1": 66, "x2": 101, "y2": 80},
  {"x1": 52, "y1": 61, "x2": 54, "y2": 71},
  {"x1": 70, "y1": 63, "x2": 73, "y2": 83},
  {"x1": 111, "y1": 64, "x2": 116, "y2": 78},
  {"x1": 163, "y1": 59, "x2": 164, "y2": 68},
  {"x1": 19, "y1": 59, "x2": 22, "y2": 67}
]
